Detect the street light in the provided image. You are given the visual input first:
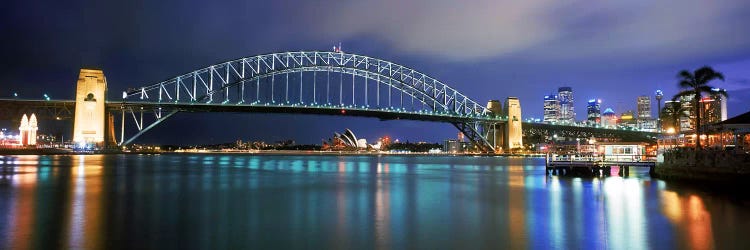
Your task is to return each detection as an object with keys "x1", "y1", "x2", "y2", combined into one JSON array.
[{"x1": 43, "y1": 94, "x2": 50, "y2": 101}]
